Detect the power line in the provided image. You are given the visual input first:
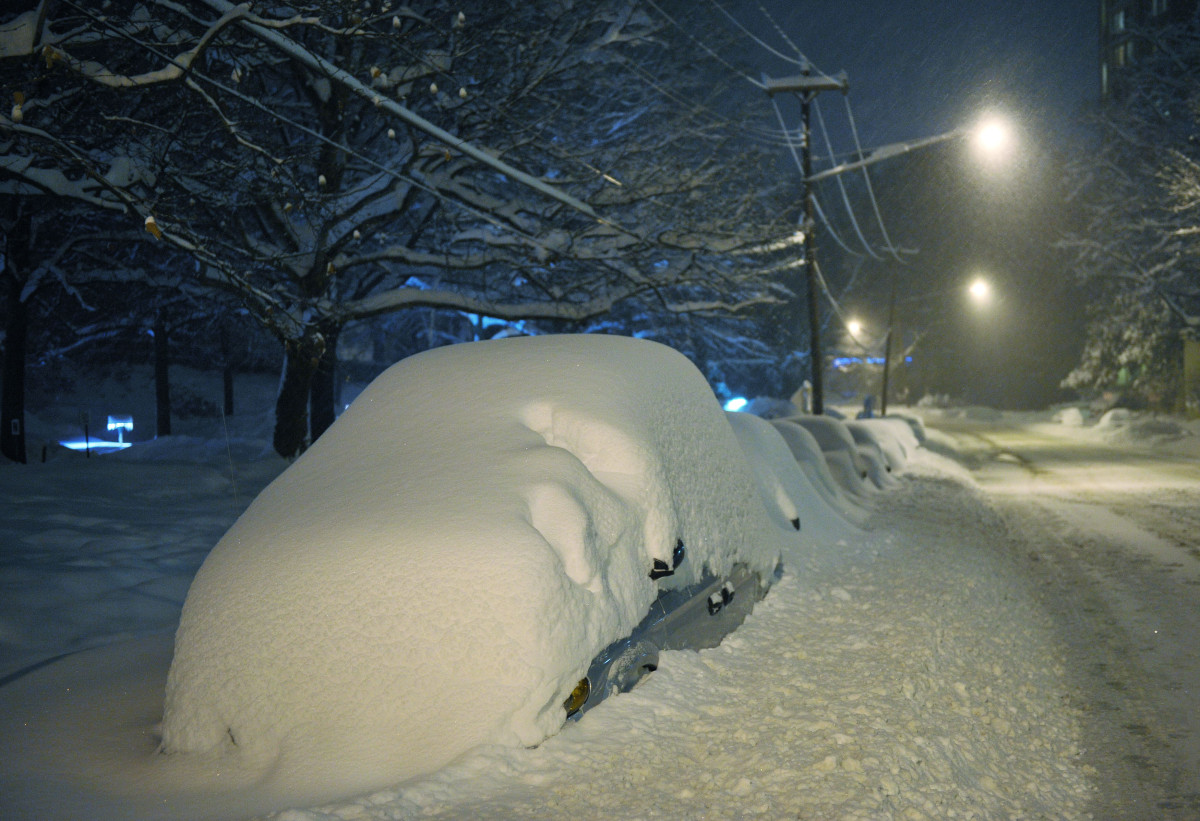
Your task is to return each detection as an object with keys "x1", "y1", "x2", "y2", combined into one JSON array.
[
  {"x1": 616, "y1": 55, "x2": 804, "y2": 148},
  {"x1": 704, "y1": 0, "x2": 805, "y2": 67},
  {"x1": 751, "y1": 0, "x2": 811, "y2": 67},
  {"x1": 733, "y1": 0, "x2": 904, "y2": 265},
  {"x1": 643, "y1": 0, "x2": 767, "y2": 90},
  {"x1": 768, "y1": 94, "x2": 864, "y2": 258},
  {"x1": 841, "y1": 94, "x2": 906, "y2": 264},
  {"x1": 812, "y1": 257, "x2": 859, "y2": 334},
  {"x1": 812, "y1": 97, "x2": 884, "y2": 260}
]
